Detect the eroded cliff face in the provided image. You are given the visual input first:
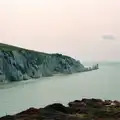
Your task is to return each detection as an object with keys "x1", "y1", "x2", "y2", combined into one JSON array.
[{"x1": 0, "y1": 43, "x2": 85, "y2": 82}]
